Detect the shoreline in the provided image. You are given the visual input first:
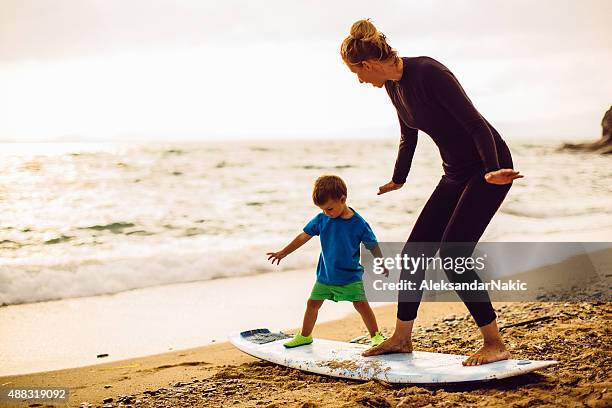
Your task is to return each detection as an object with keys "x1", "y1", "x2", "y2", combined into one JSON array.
[
  {"x1": 1, "y1": 248, "x2": 609, "y2": 407},
  {"x1": 0, "y1": 250, "x2": 612, "y2": 407},
  {"x1": 1, "y1": 244, "x2": 610, "y2": 377},
  {"x1": 0, "y1": 301, "x2": 471, "y2": 406},
  {"x1": 0, "y1": 268, "x2": 369, "y2": 377}
]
